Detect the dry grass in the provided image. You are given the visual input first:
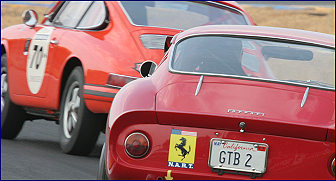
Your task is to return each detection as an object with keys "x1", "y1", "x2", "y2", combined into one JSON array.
[
  {"x1": 1, "y1": 3, "x2": 335, "y2": 35},
  {"x1": 242, "y1": 5, "x2": 335, "y2": 35},
  {"x1": 1, "y1": 4, "x2": 50, "y2": 29}
]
